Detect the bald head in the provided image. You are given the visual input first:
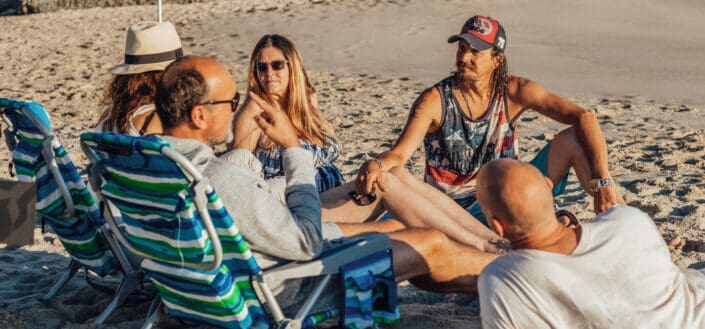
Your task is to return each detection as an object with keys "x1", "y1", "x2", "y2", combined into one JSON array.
[
  {"x1": 476, "y1": 159, "x2": 556, "y2": 235},
  {"x1": 155, "y1": 56, "x2": 236, "y2": 131}
]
